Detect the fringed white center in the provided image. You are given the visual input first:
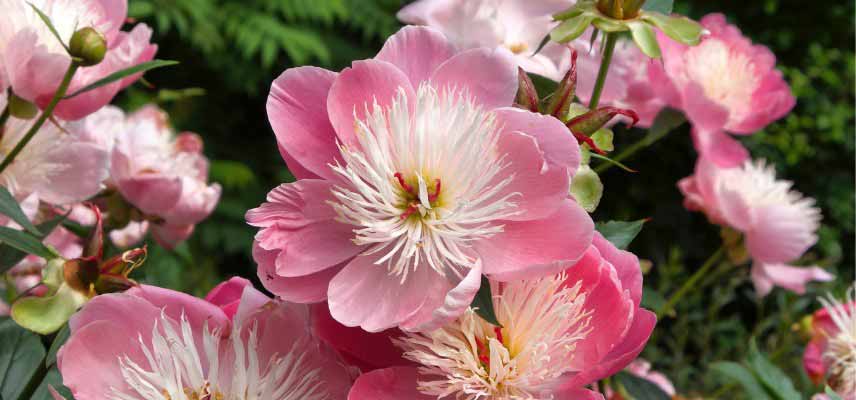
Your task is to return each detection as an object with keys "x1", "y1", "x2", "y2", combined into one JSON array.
[
  {"x1": 330, "y1": 84, "x2": 519, "y2": 282},
  {"x1": 396, "y1": 274, "x2": 592, "y2": 399},
  {"x1": 819, "y1": 289, "x2": 856, "y2": 396},
  {"x1": 683, "y1": 39, "x2": 759, "y2": 119},
  {"x1": 108, "y1": 312, "x2": 329, "y2": 400}
]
